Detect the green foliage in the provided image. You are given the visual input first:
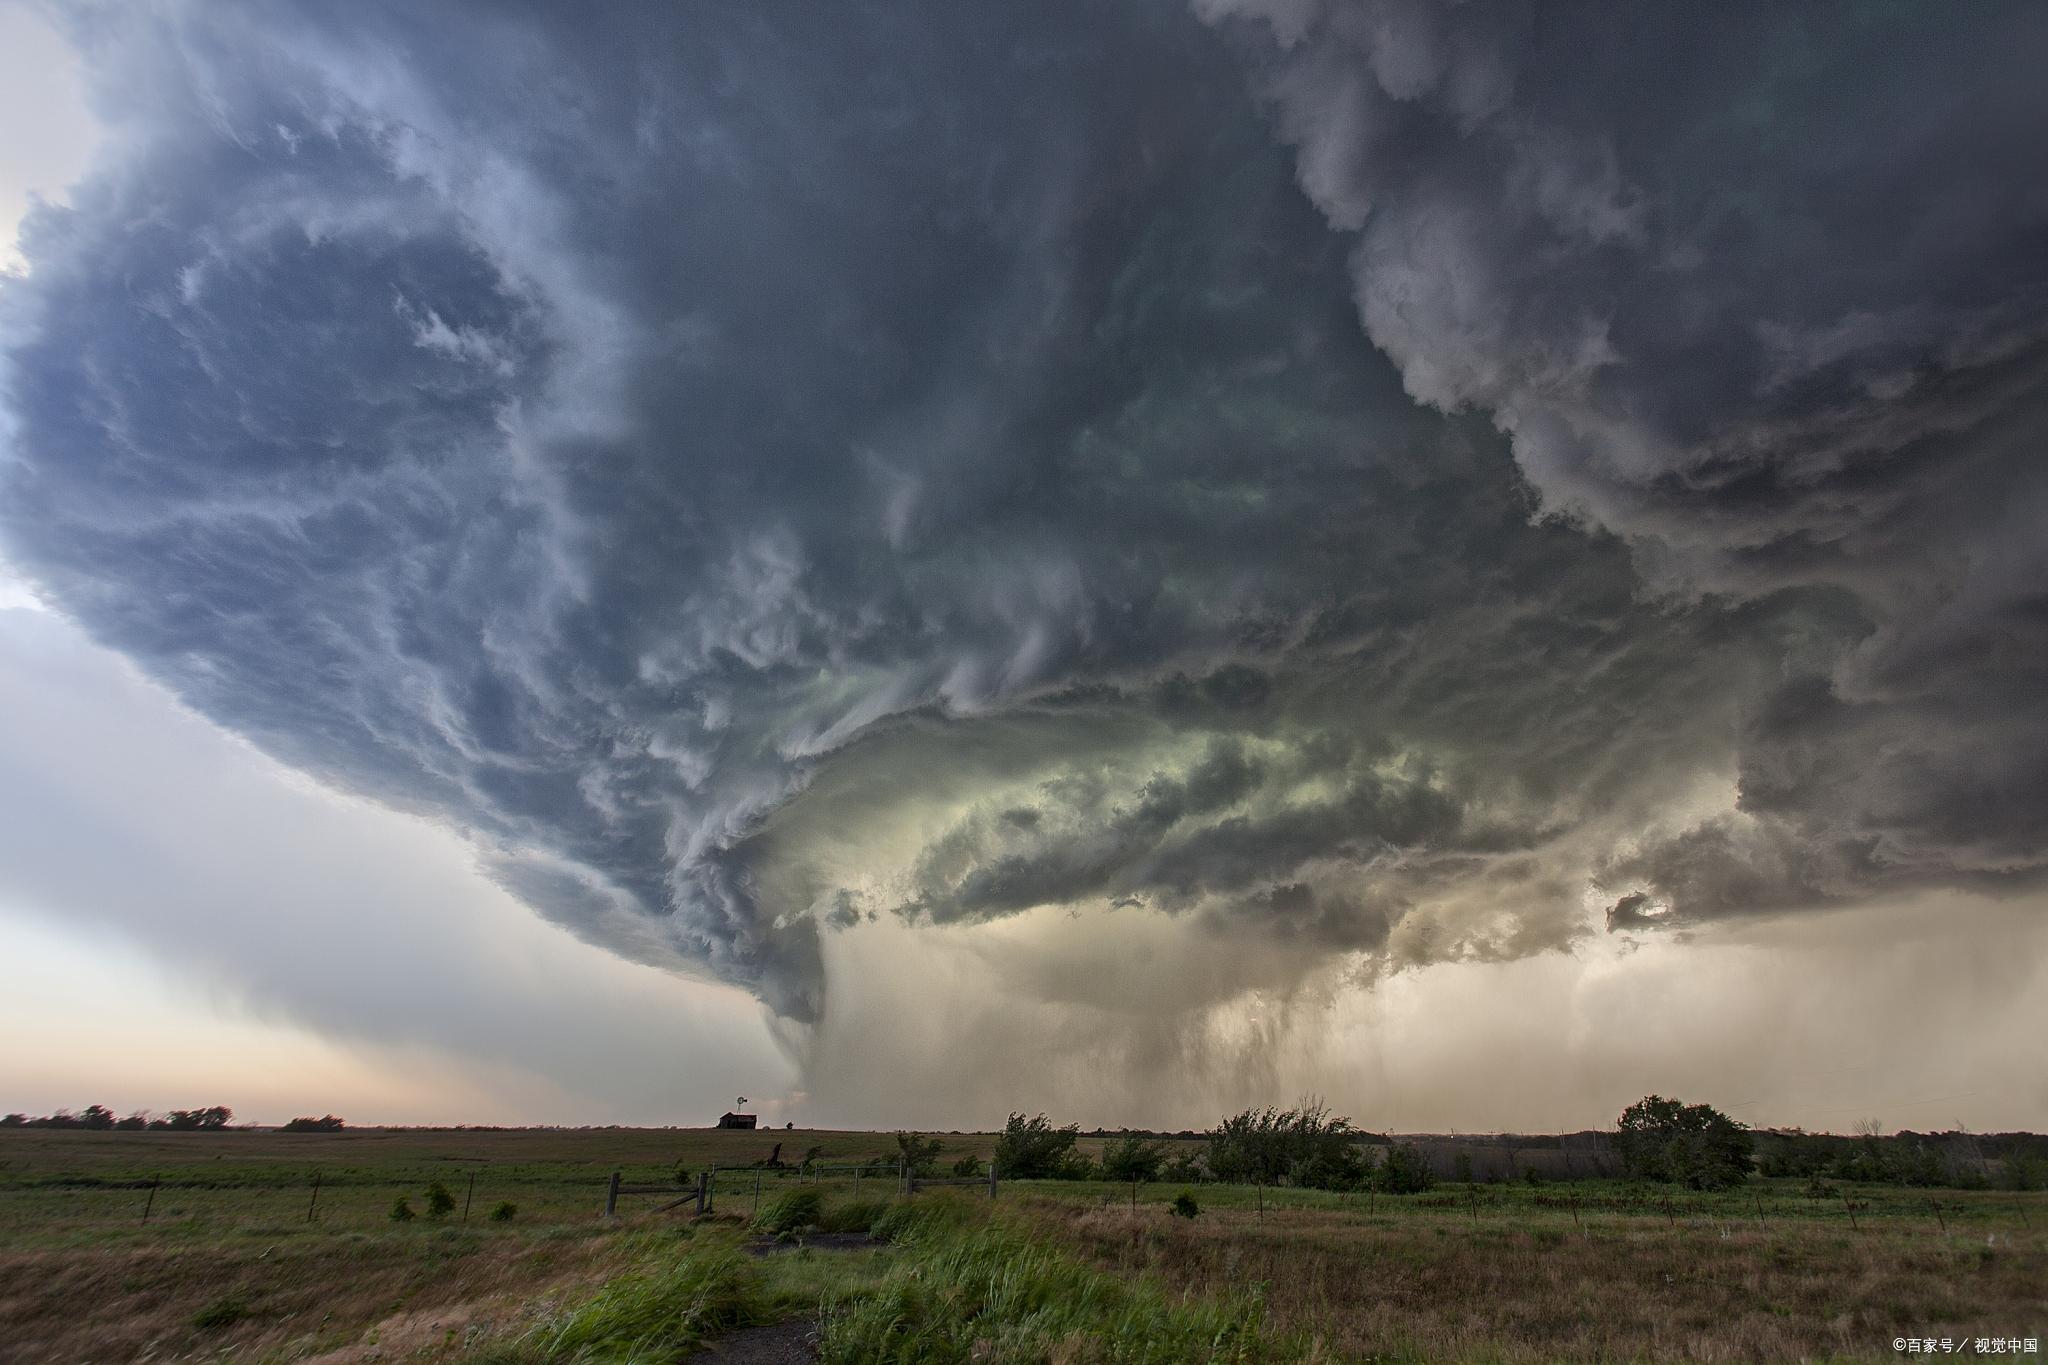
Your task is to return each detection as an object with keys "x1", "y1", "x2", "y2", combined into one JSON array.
[
  {"x1": 1372, "y1": 1141, "x2": 1436, "y2": 1194},
  {"x1": 1453, "y1": 1152, "x2": 1474, "y2": 1184},
  {"x1": 894, "y1": 1132, "x2": 945, "y2": 1176},
  {"x1": 1171, "y1": 1191, "x2": 1200, "y2": 1219},
  {"x1": 752, "y1": 1188, "x2": 825, "y2": 1236},
  {"x1": 1207, "y1": 1101, "x2": 1366, "y2": 1190},
  {"x1": 281, "y1": 1115, "x2": 345, "y2": 1132},
  {"x1": 488, "y1": 1201, "x2": 517, "y2": 1222},
  {"x1": 993, "y1": 1112, "x2": 1085, "y2": 1179},
  {"x1": 191, "y1": 1295, "x2": 251, "y2": 1330},
  {"x1": 389, "y1": 1196, "x2": 416, "y2": 1222},
  {"x1": 423, "y1": 1181, "x2": 458, "y2": 1219},
  {"x1": 1615, "y1": 1095, "x2": 1754, "y2": 1190},
  {"x1": 1101, "y1": 1131, "x2": 1169, "y2": 1183},
  {"x1": 950, "y1": 1151, "x2": 985, "y2": 1178}
]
